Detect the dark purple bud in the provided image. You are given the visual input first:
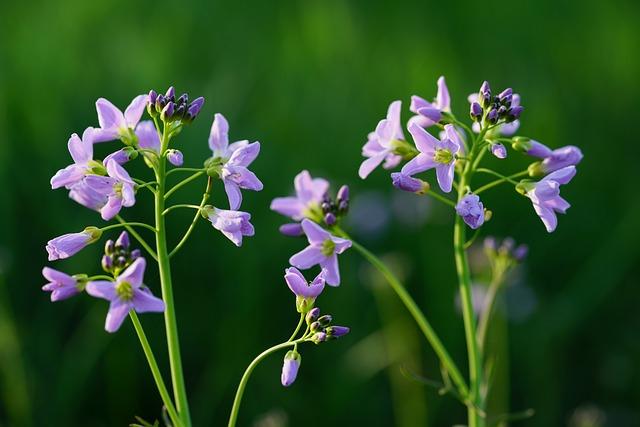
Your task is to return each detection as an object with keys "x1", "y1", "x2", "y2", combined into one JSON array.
[
  {"x1": 487, "y1": 108, "x2": 499, "y2": 123},
  {"x1": 155, "y1": 94, "x2": 166, "y2": 111},
  {"x1": 104, "y1": 239, "x2": 115, "y2": 255},
  {"x1": 318, "y1": 314, "x2": 332, "y2": 327},
  {"x1": 306, "y1": 307, "x2": 320, "y2": 324},
  {"x1": 497, "y1": 105, "x2": 507, "y2": 116},
  {"x1": 165, "y1": 86, "x2": 175, "y2": 101},
  {"x1": 470, "y1": 102, "x2": 483, "y2": 121},
  {"x1": 324, "y1": 212, "x2": 336, "y2": 226},
  {"x1": 500, "y1": 237, "x2": 515, "y2": 253},
  {"x1": 167, "y1": 149, "x2": 184, "y2": 166},
  {"x1": 115, "y1": 231, "x2": 130, "y2": 249},
  {"x1": 338, "y1": 200, "x2": 349, "y2": 213},
  {"x1": 337, "y1": 185, "x2": 349, "y2": 203},
  {"x1": 174, "y1": 104, "x2": 186, "y2": 119},
  {"x1": 391, "y1": 172, "x2": 429, "y2": 194},
  {"x1": 327, "y1": 325, "x2": 350, "y2": 338},
  {"x1": 279, "y1": 223, "x2": 304, "y2": 237},
  {"x1": 507, "y1": 106, "x2": 524, "y2": 121},
  {"x1": 321, "y1": 201, "x2": 331, "y2": 213},
  {"x1": 101, "y1": 255, "x2": 113, "y2": 271},
  {"x1": 513, "y1": 244, "x2": 529, "y2": 261},
  {"x1": 310, "y1": 321, "x2": 322, "y2": 332},
  {"x1": 498, "y1": 88, "x2": 513, "y2": 102},
  {"x1": 479, "y1": 81, "x2": 491, "y2": 107},
  {"x1": 161, "y1": 102, "x2": 175, "y2": 121},
  {"x1": 177, "y1": 93, "x2": 188, "y2": 105},
  {"x1": 187, "y1": 97, "x2": 205, "y2": 118},
  {"x1": 148, "y1": 90, "x2": 158, "y2": 104},
  {"x1": 130, "y1": 249, "x2": 142, "y2": 260},
  {"x1": 116, "y1": 256, "x2": 127, "y2": 267},
  {"x1": 311, "y1": 331, "x2": 327, "y2": 344}
]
